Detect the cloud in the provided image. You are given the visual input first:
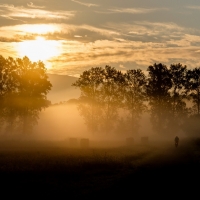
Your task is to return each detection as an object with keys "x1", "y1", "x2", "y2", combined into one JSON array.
[
  {"x1": 186, "y1": 6, "x2": 200, "y2": 10},
  {"x1": 37, "y1": 23, "x2": 121, "y2": 41},
  {"x1": 0, "y1": 23, "x2": 120, "y2": 42},
  {"x1": 44, "y1": 19, "x2": 200, "y2": 75},
  {"x1": 74, "y1": 35, "x2": 82, "y2": 38},
  {"x1": 102, "y1": 21, "x2": 188, "y2": 44},
  {"x1": 0, "y1": 4, "x2": 75, "y2": 21},
  {"x1": 0, "y1": 24, "x2": 61, "y2": 41},
  {"x1": 27, "y1": 2, "x2": 45, "y2": 9},
  {"x1": 108, "y1": 7, "x2": 166, "y2": 14},
  {"x1": 48, "y1": 44, "x2": 200, "y2": 76},
  {"x1": 80, "y1": 24, "x2": 120, "y2": 37},
  {"x1": 71, "y1": 0, "x2": 99, "y2": 7},
  {"x1": 119, "y1": 64, "x2": 125, "y2": 69},
  {"x1": 0, "y1": 37, "x2": 21, "y2": 42},
  {"x1": 0, "y1": 10, "x2": 200, "y2": 76},
  {"x1": 47, "y1": 46, "x2": 200, "y2": 76},
  {"x1": 0, "y1": 41, "x2": 19, "y2": 58}
]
